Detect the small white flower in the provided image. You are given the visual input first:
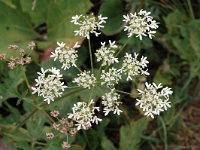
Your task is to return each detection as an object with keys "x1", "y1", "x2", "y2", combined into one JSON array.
[
  {"x1": 73, "y1": 70, "x2": 96, "y2": 89},
  {"x1": 122, "y1": 53, "x2": 149, "y2": 80},
  {"x1": 68, "y1": 100, "x2": 101, "y2": 130},
  {"x1": 102, "y1": 90, "x2": 122, "y2": 116},
  {"x1": 123, "y1": 9, "x2": 159, "y2": 40},
  {"x1": 51, "y1": 42, "x2": 80, "y2": 70},
  {"x1": 136, "y1": 82, "x2": 173, "y2": 118},
  {"x1": 71, "y1": 14, "x2": 107, "y2": 39},
  {"x1": 100, "y1": 67, "x2": 122, "y2": 87},
  {"x1": 95, "y1": 40, "x2": 118, "y2": 66},
  {"x1": 32, "y1": 68, "x2": 67, "y2": 104}
]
